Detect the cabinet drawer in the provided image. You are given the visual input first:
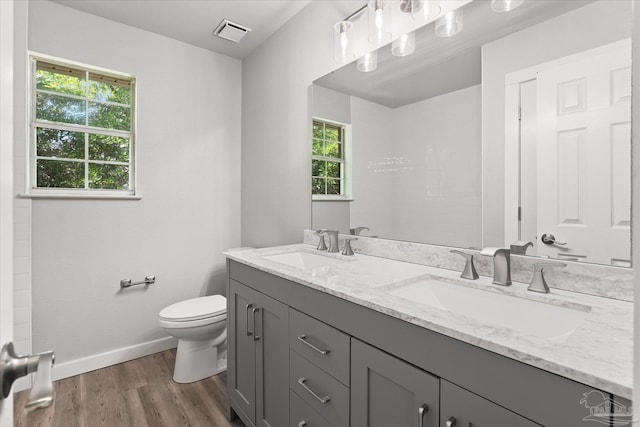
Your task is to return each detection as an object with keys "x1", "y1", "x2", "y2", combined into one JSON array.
[
  {"x1": 290, "y1": 390, "x2": 333, "y2": 427},
  {"x1": 290, "y1": 309, "x2": 350, "y2": 385},
  {"x1": 290, "y1": 350, "x2": 349, "y2": 427}
]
